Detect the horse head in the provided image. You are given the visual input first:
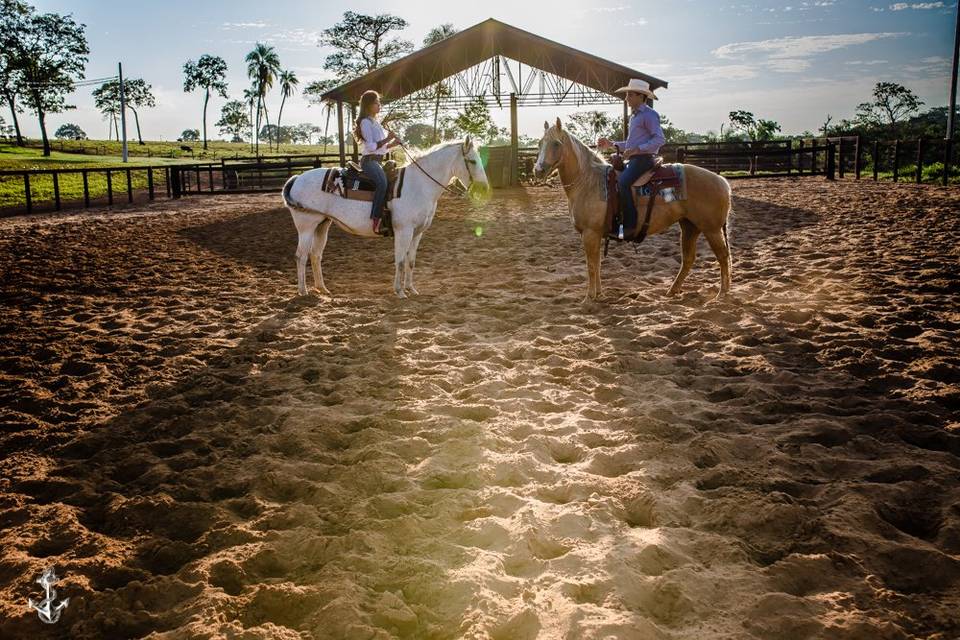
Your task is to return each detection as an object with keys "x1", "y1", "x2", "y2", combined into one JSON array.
[
  {"x1": 533, "y1": 117, "x2": 568, "y2": 180},
  {"x1": 456, "y1": 135, "x2": 490, "y2": 192}
]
